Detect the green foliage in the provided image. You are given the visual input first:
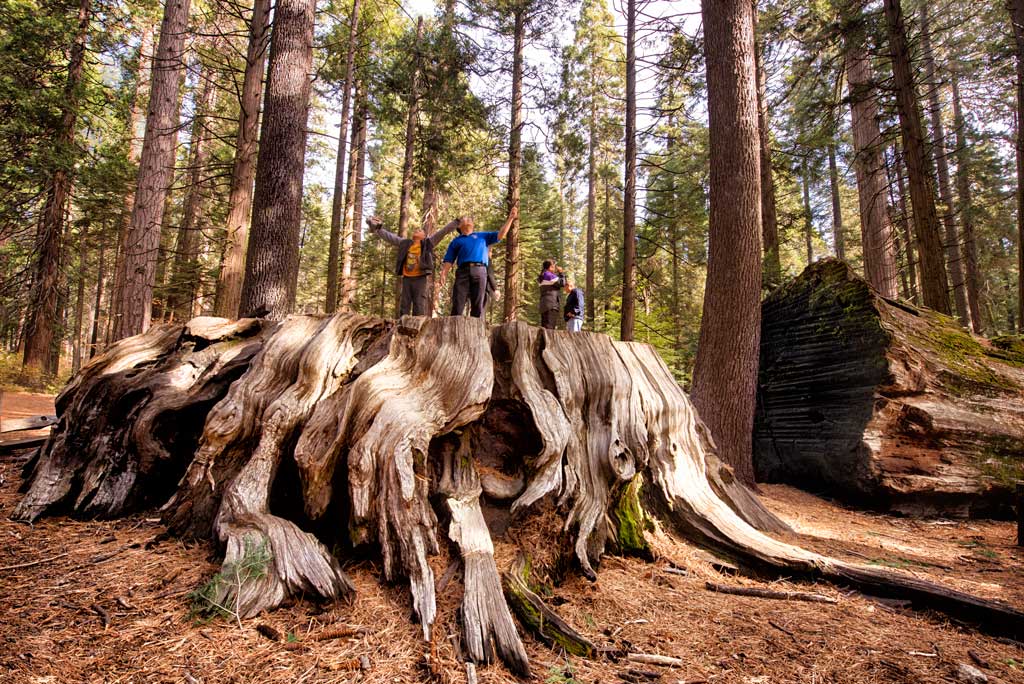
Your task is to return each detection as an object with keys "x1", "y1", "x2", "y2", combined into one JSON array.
[{"x1": 188, "y1": 537, "x2": 272, "y2": 622}]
